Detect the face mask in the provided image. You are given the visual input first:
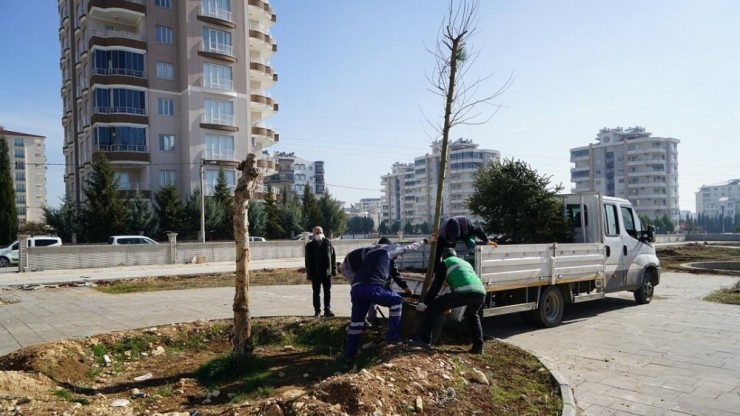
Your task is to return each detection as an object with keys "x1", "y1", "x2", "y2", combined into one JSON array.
[{"x1": 314, "y1": 233, "x2": 324, "y2": 241}]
